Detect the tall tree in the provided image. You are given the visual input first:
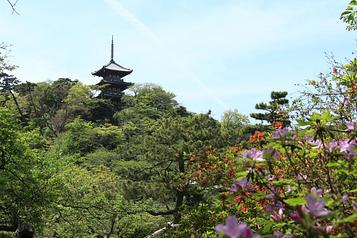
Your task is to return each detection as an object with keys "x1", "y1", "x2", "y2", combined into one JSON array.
[
  {"x1": 250, "y1": 91, "x2": 290, "y2": 127},
  {"x1": 0, "y1": 73, "x2": 24, "y2": 120},
  {"x1": 0, "y1": 43, "x2": 24, "y2": 120},
  {"x1": 292, "y1": 58, "x2": 357, "y2": 122},
  {"x1": 220, "y1": 109, "x2": 250, "y2": 146},
  {"x1": 0, "y1": 108, "x2": 48, "y2": 233}
]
